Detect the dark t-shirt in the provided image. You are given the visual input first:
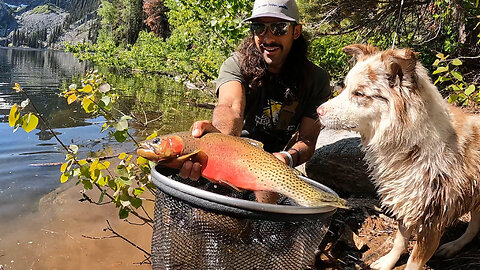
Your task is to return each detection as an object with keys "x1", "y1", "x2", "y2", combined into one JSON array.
[{"x1": 216, "y1": 54, "x2": 331, "y2": 152}]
